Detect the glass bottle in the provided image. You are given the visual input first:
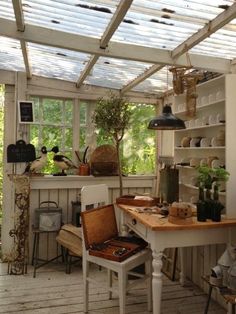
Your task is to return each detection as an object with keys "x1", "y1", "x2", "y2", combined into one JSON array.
[{"x1": 197, "y1": 186, "x2": 206, "y2": 222}]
